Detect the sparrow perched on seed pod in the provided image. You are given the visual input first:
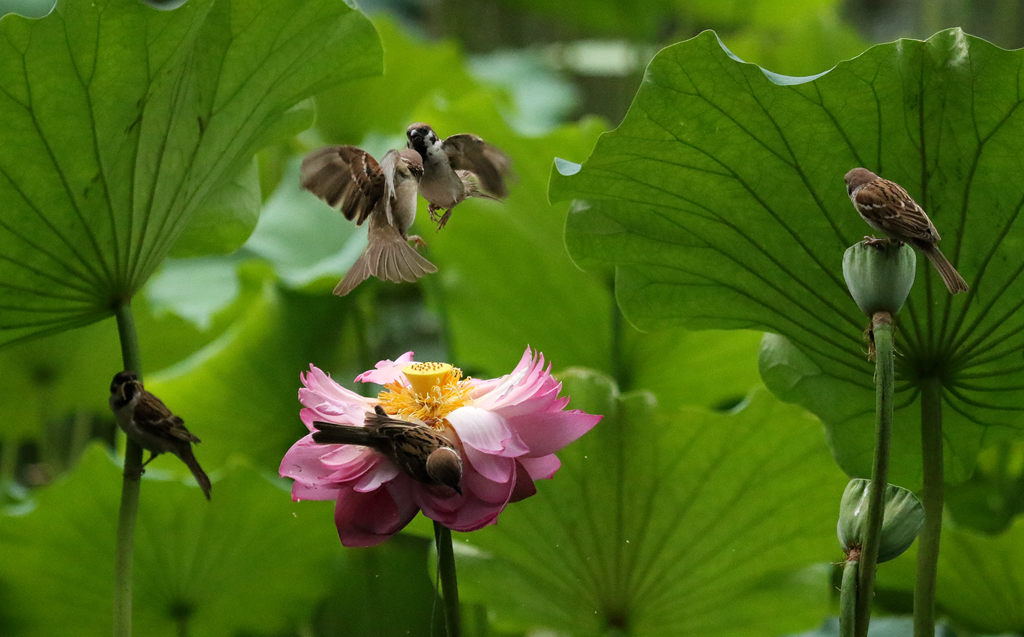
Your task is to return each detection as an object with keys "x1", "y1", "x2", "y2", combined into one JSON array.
[
  {"x1": 108, "y1": 371, "x2": 211, "y2": 499},
  {"x1": 312, "y1": 405, "x2": 463, "y2": 495},
  {"x1": 845, "y1": 167, "x2": 969, "y2": 294},
  {"x1": 300, "y1": 146, "x2": 437, "y2": 296},
  {"x1": 405, "y1": 123, "x2": 512, "y2": 230}
]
